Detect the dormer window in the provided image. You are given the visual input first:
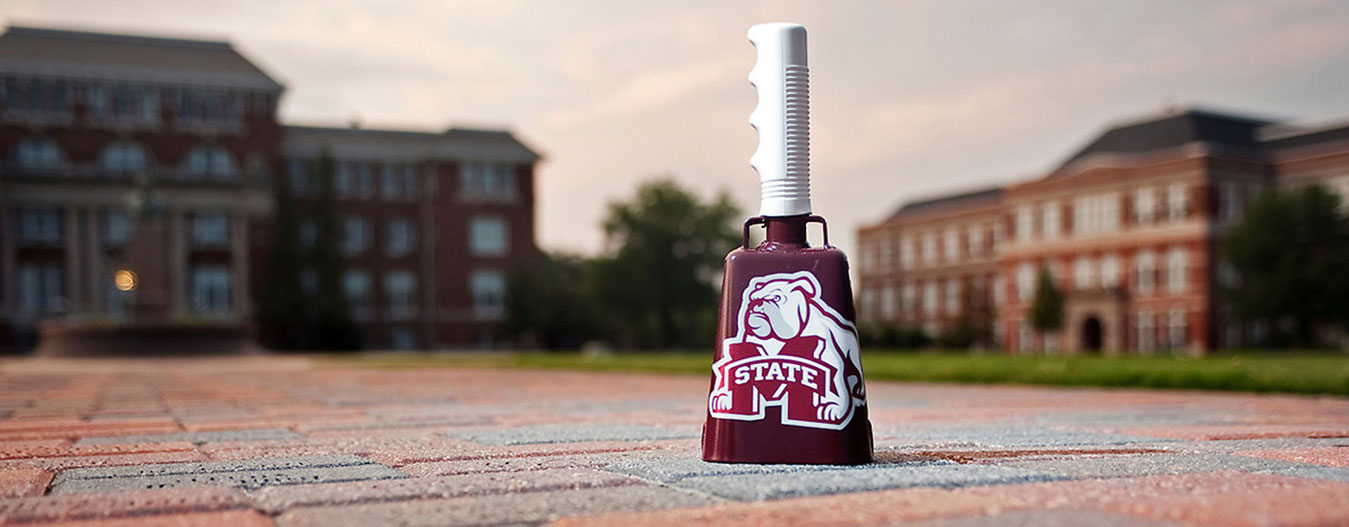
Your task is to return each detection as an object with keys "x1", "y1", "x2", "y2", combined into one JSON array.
[
  {"x1": 13, "y1": 138, "x2": 66, "y2": 172},
  {"x1": 99, "y1": 141, "x2": 150, "y2": 176},
  {"x1": 183, "y1": 145, "x2": 237, "y2": 179}
]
